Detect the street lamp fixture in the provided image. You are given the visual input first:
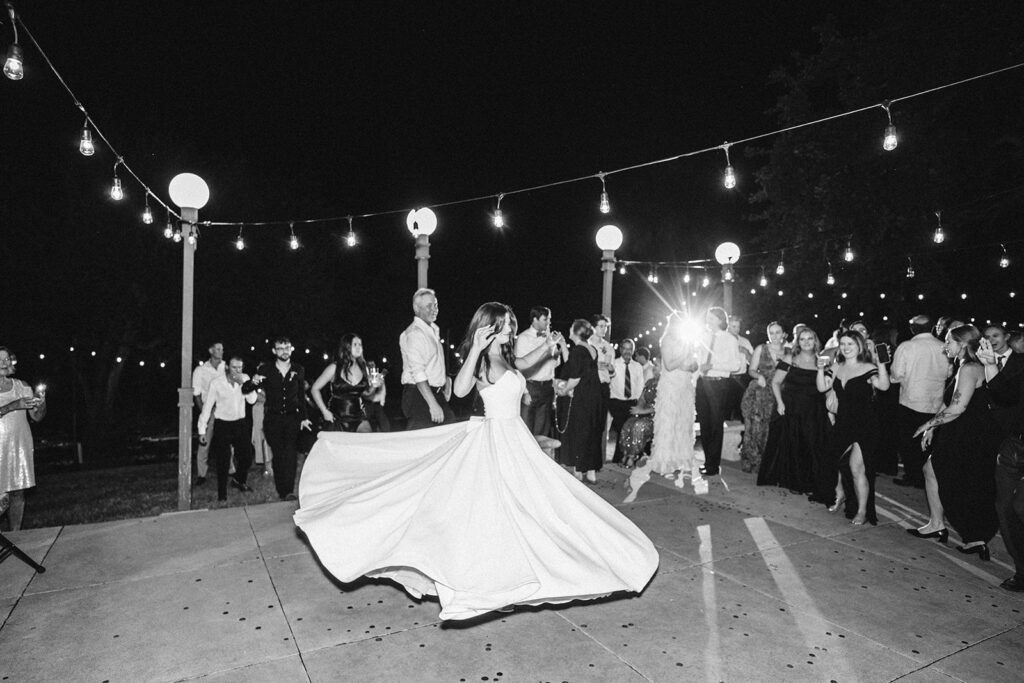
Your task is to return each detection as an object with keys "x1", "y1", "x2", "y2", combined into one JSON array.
[
  {"x1": 407, "y1": 208, "x2": 438, "y2": 288},
  {"x1": 715, "y1": 241, "x2": 741, "y2": 314},
  {"x1": 596, "y1": 224, "x2": 623, "y2": 318}
]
